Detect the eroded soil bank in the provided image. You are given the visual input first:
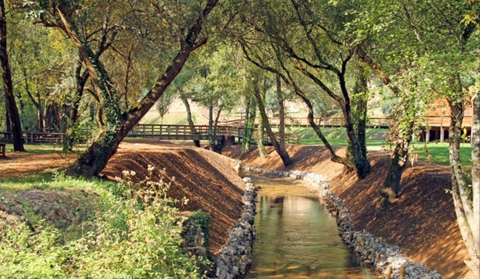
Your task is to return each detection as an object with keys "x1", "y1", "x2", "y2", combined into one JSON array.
[
  {"x1": 222, "y1": 145, "x2": 474, "y2": 279},
  {"x1": 100, "y1": 142, "x2": 246, "y2": 253}
]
